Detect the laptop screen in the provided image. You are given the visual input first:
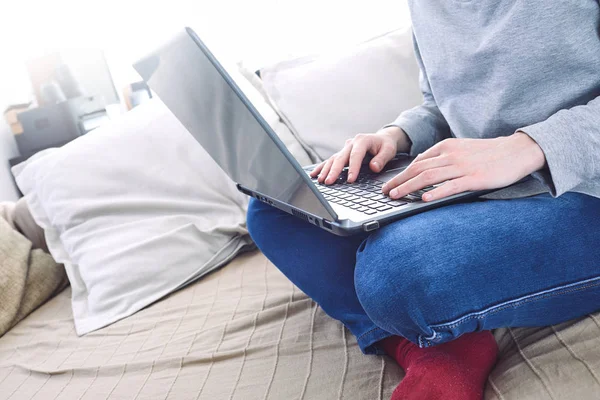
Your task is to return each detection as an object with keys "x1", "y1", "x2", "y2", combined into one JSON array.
[{"x1": 134, "y1": 28, "x2": 336, "y2": 221}]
